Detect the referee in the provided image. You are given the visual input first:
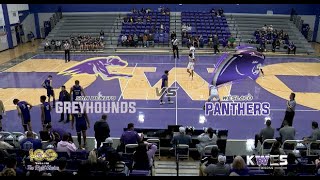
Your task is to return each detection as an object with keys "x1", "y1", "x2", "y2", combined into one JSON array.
[
  {"x1": 172, "y1": 36, "x2": 179, "y2": 60},
  {"x1": 64, "y1": 40, "x2": 71, "y2": 63}
]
